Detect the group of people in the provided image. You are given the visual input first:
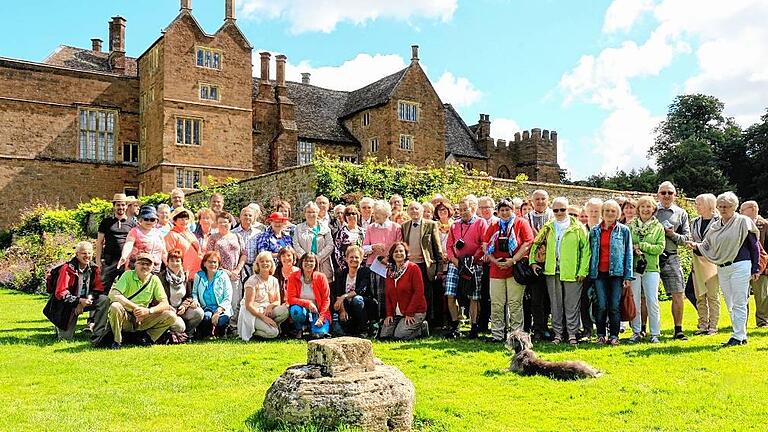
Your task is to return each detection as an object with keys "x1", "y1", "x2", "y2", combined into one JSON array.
[{"x1": 45, "y1": 181, "x2": 767, "y2": 349}]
